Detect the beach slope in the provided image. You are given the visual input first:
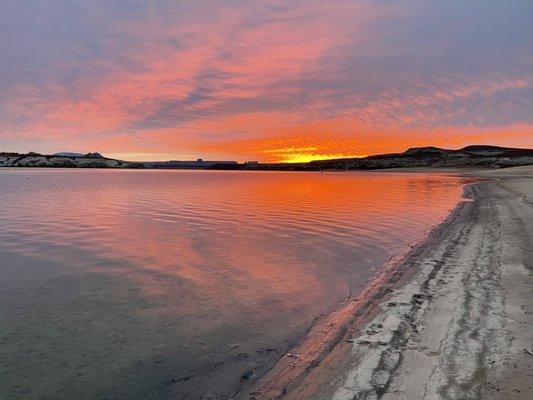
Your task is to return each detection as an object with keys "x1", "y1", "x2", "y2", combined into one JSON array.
[{"x1": 247, "y1": 166, "x2": 532, "y2": 400}]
